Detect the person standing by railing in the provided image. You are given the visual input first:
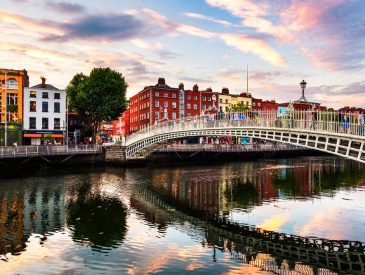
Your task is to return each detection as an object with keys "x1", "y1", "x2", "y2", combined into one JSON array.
[{"x1": 358, "y1": 111, "x2": 364, "y2": 135}]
